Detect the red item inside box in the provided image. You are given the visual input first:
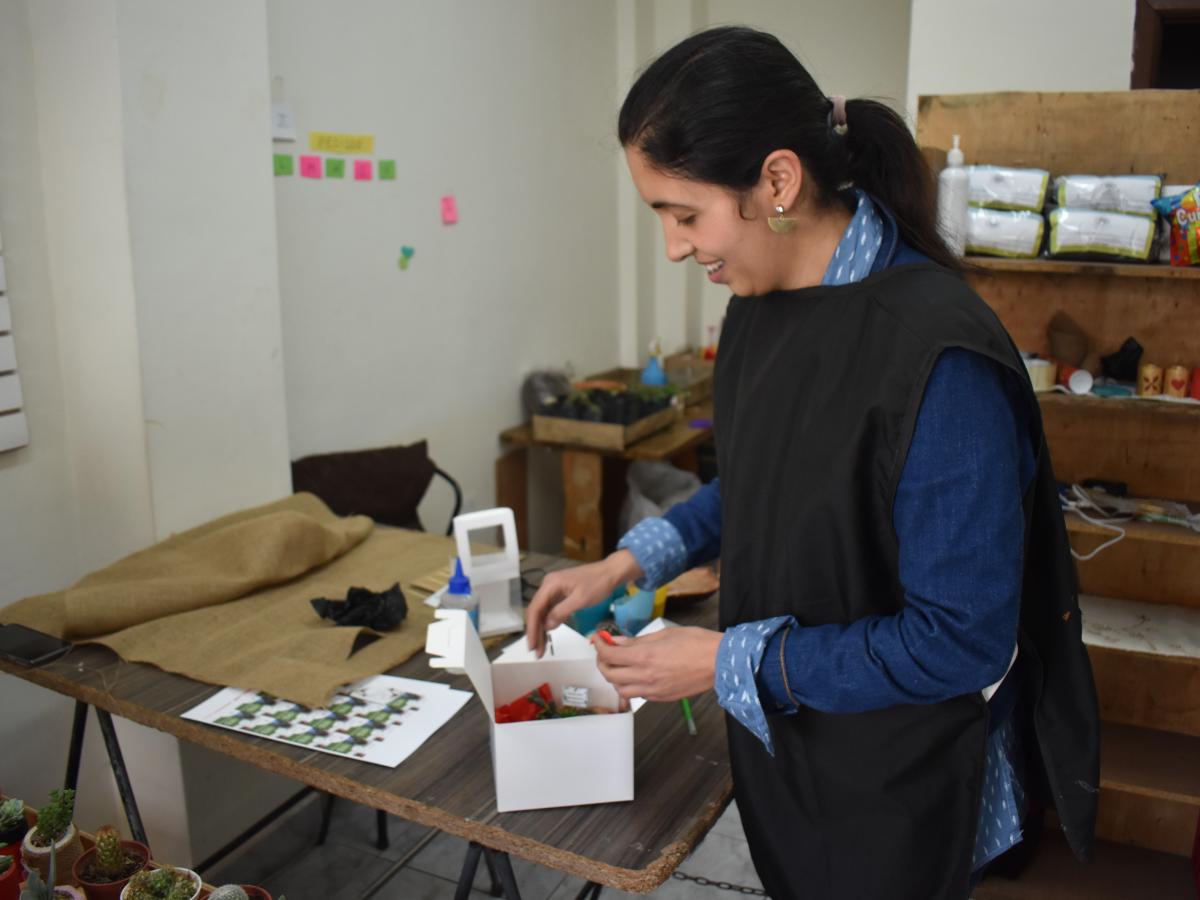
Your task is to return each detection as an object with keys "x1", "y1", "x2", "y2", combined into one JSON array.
[{"x1": 495, "y1": 683, "x2": 555, "y2": 723}]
